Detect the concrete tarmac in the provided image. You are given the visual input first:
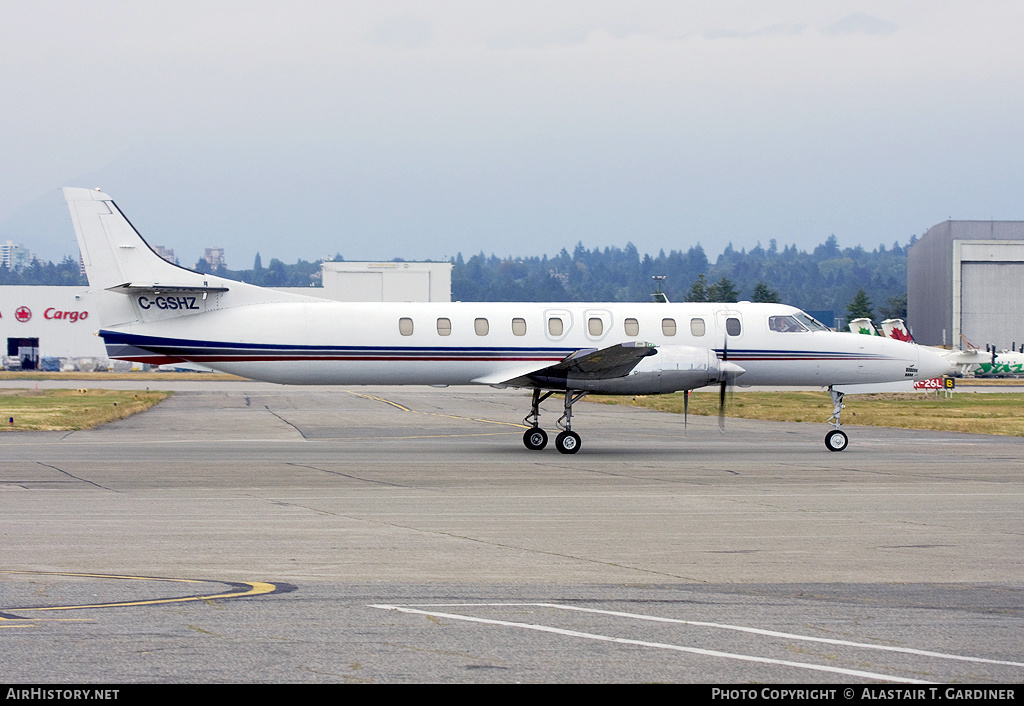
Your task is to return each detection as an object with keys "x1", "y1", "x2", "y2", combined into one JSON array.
[{"x1": 1, "y1": 382, "x2": 1022, "y2": 683}]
